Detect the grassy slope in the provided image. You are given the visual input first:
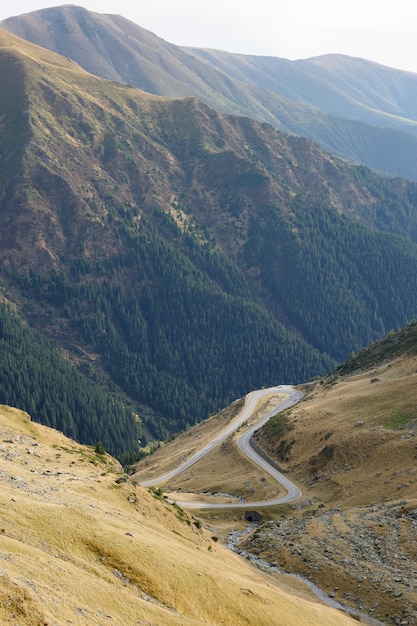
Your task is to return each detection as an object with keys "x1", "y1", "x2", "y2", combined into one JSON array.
[
  {"x1": 244, "y1": 328, "x2": 417, "y2": 623},
  {"x1": 134, "y1": 346, "x2": 417, "y2": 506},
  {"x1": 134, "y1": 324, "x2": 417, "y2": 623},
  {"x1": 0, "y1": 405, "x2": 356, "y2": 625}
]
